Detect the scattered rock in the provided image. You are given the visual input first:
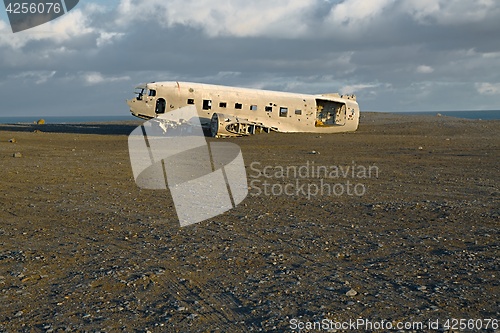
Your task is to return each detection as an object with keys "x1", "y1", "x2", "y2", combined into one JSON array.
[
  {"x1": 13, "y1": 152, "x2": 22, "y2": 158},
  {"x1": 346, "y1": 289, "x2": 358, "y2": 297},
  {"x1": 309, "y1": 150, "x2": 320, "y2": 155},
  {"x1": 418, "y1": 146, "x2": 424, "y2": 150},
  {"x1": 437, "y1": 113, "x2": 442, "y2": 117}
]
